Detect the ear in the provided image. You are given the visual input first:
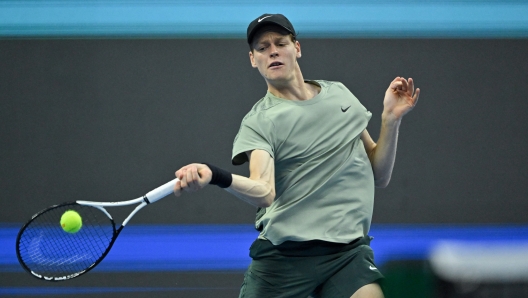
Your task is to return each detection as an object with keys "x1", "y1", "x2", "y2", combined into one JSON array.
[
  {"x1": 249, "y1": 51, "x2": 258, "y2": 68},
  {"x1": 295, "y1": 41, "x2": 302, "y2": 58}
]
